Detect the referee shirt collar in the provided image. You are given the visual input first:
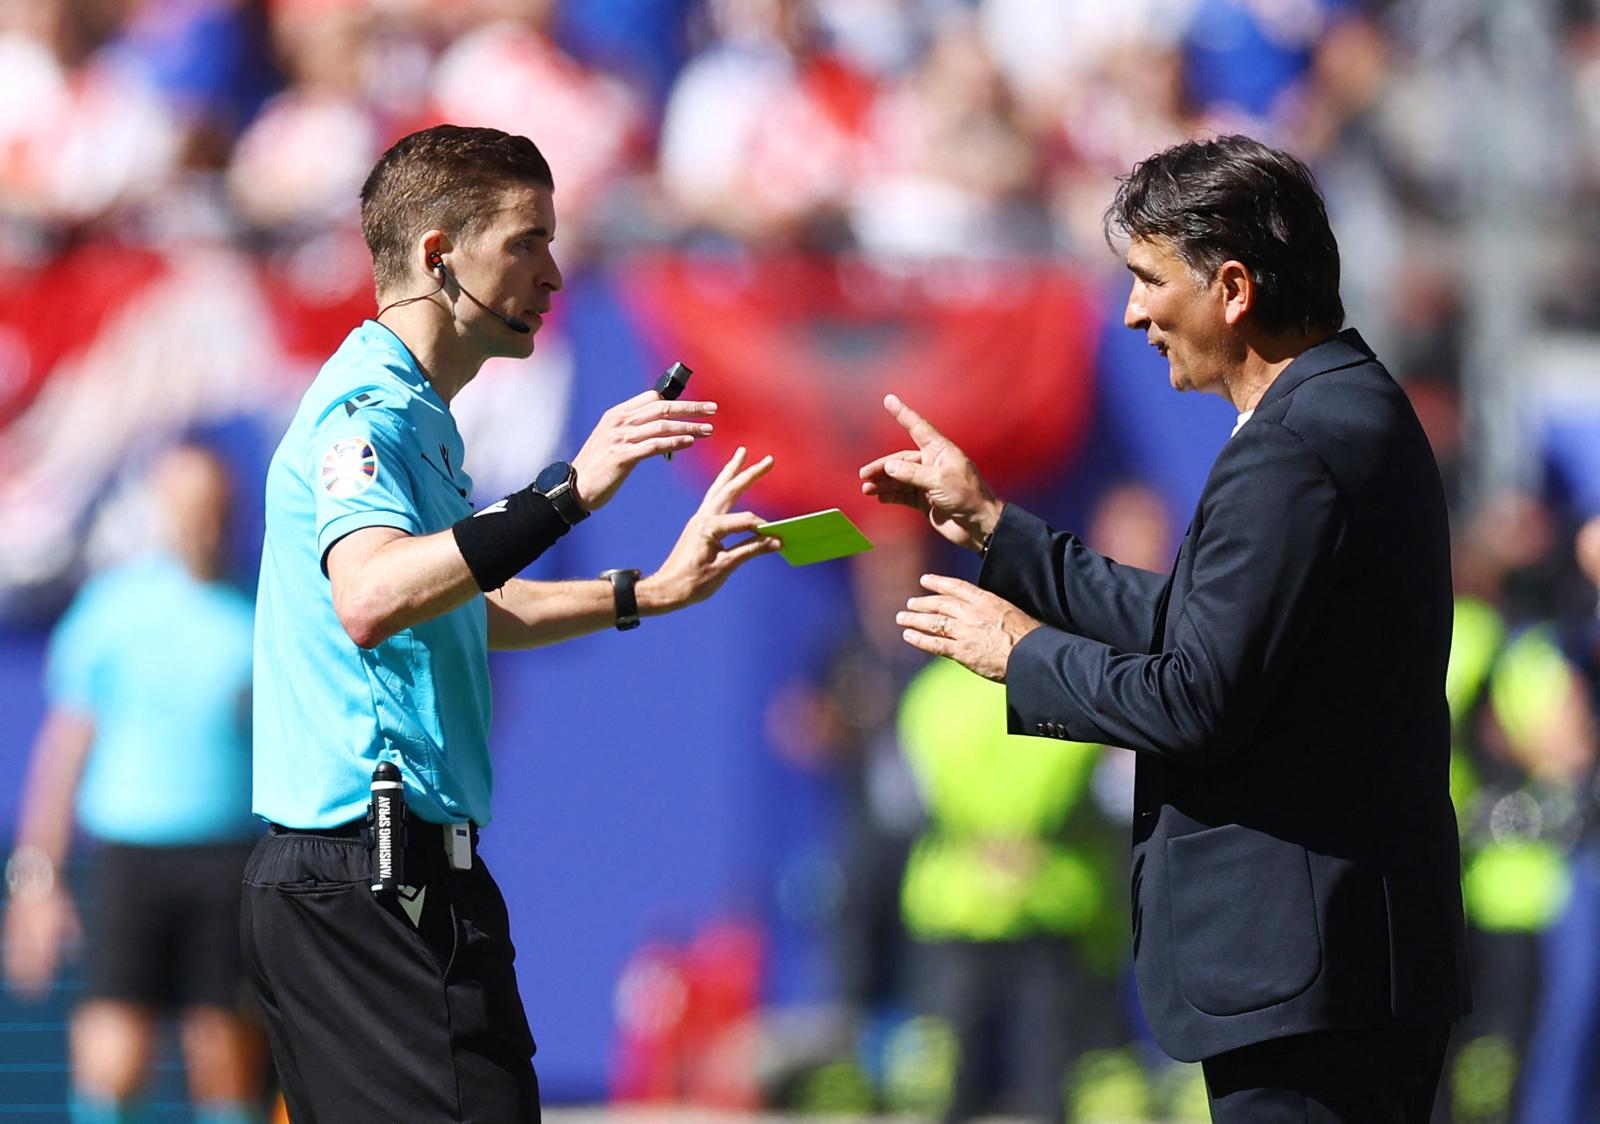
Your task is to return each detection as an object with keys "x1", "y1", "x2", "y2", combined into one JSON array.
[{"x1": 362, "y1": 319, "x2": 448, "y2": 411}]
